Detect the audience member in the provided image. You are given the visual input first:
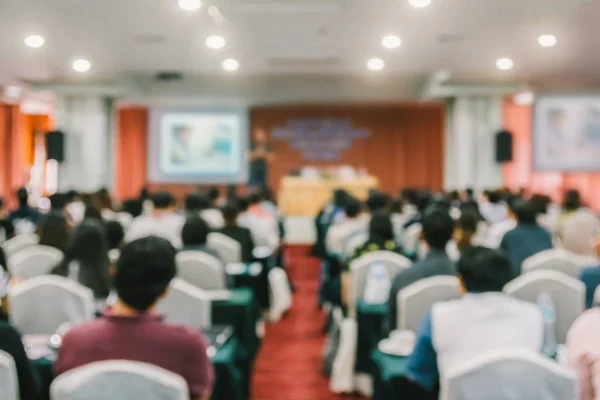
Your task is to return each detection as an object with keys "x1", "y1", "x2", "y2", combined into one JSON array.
[
  {"x1": 51, "y1": 219, "x2": 111, "y2": 299},
  {"x1": 387, "y1": 210, "x2": 456, "y2": 330},
  {"x1": 259, "y1": 186, "x2": 278, "y2": 218},
  {"x1": 65, "y1": 190, "x2": 85, "y2": 223},
  {"x1": 500, "y1": 200, "x2": 553, "y2": 276},
  {"x1": 105, "y1": 220, "x2": 125, "y2": 250},
  {"x1": 0, "y1": 218, "x2": 14, "y2": 245},
  {"x1": 55, "y1": 236, "x2": 214, "y2": 400},
  {"x1": 94, "y1": 188, "x2": 116, "y2": 220},
  {"x1": 7, "y1": 188, "x2": 42, "y2": 228},
  {"x1": 49, "y1": 192, "x2": 68, "y2": 213},
  {"x1": 480, "y1": 190, "x2": 508, "y2": 223},
  {"x1": 207, "y1": 186, "x2": 221, "y2": 207},
  {"x1": 454, "y1": 211, "x2": 479, "y2": 252},
  {"x1": 558, "y1": 189, "x2": 600, "y2": 256},
  {"x1": 122, "y1": 199, "x2": 143, "y2": 219},
  {"x1": 186, "y1": 192, "x2": 224, "y2": 229},
  {"x1": 366, "y1": 191, "x2": 390, "y2": 214},
  {"x1": 217, "y1": 202, "x2": 255, "y2": 262},
  {"x1": 350, "y1": 212, "x2": 402, "y2": 261},
  {"x1": 326, "y1": 196, "x2": 366, "y2": 255},
  {"x1": 405, "y1": 247, "x2": 543, "y2": 394},
  {"x1": 126, "y1": 191, "x2": 185, "y2": 248},
  {"x1": 403, "y1": 190, "x2": 432, "y2": 229},
  {"x1": 485, "y1": 195, "x2": 519, "y2": 248},
  {"x1": 237, "y1": 196, "x2": 278, "y2": 249},
  {"x1": 37, "y1": 212, "x2": 70, "y2": 252},
  {"x1": 181, "y1": 216, "x2": 221, "y2": 260},
  {"x1": 83, "y1": 204, "x2": 103, "y2": 221}
]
